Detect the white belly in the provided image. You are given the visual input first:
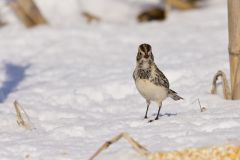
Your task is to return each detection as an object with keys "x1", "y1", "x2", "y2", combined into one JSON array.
[{"x1": 135, "y1": 79, "x2": 168, "y2": 103}]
